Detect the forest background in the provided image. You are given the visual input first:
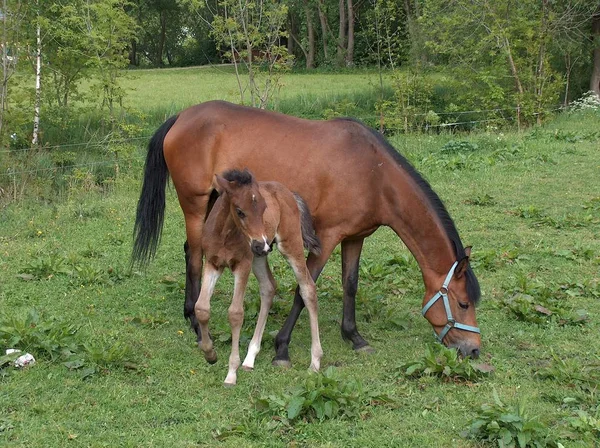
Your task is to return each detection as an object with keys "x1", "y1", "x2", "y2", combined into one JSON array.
[{"x1": 0, "y1": 0, "x2": 599, "y2": 200}]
